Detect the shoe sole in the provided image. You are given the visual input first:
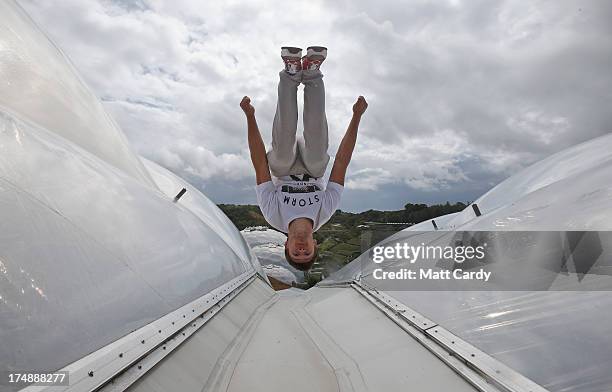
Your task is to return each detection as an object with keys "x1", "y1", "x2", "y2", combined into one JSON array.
[
  {"x1": 281, "y1": 46, "x2": 302, "y2": 59},
  {"x1": 306, "y1": 46, "x2": 327, "y2": 61}
]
